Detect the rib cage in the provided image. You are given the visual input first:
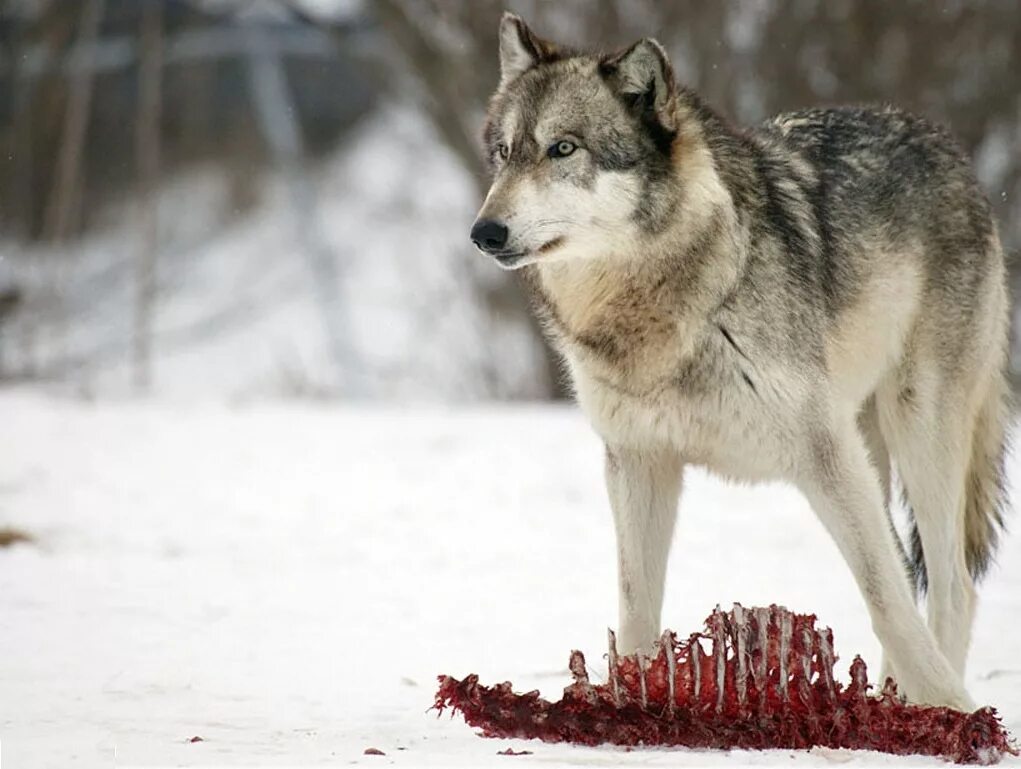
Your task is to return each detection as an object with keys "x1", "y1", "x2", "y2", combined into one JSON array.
[{"x1": 434, "y1": 604, "x2": 1016, "y2": 764}]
